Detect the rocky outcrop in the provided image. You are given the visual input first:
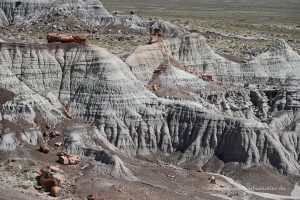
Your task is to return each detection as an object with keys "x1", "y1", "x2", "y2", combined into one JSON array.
[
  {"x1": 0, "y1": 0, "x2": 186, "y2": 36},
  {"x1": 1, "y1": 41, "x2": 300, "y2": 175}
]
